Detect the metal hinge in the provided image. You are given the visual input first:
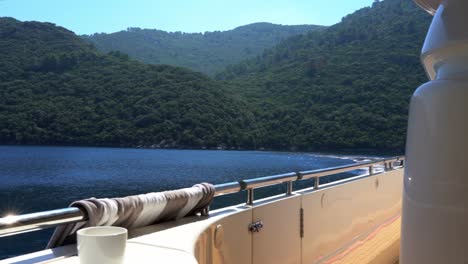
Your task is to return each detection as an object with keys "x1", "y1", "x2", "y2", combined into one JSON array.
[
  {"x1": 249, "y1": 220, "x2": 264, "y2": 233},
  {"x1": 300, "y1": 208, "x2": 304, "y2": 238}
]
